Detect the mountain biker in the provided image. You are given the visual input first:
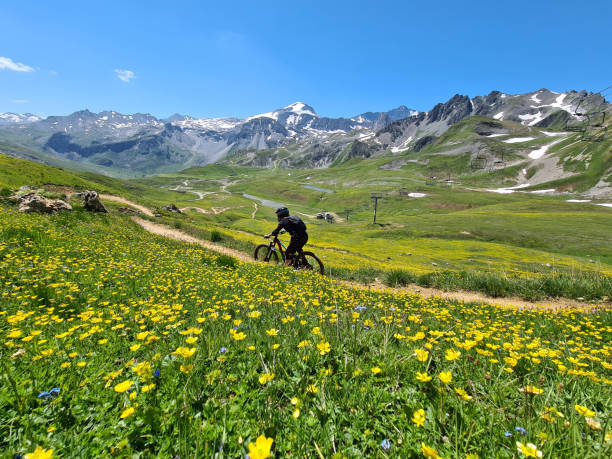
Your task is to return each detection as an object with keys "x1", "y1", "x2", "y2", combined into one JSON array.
[{"x1": 266, "y1": 206, "x2": 308, "y2": 266}]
